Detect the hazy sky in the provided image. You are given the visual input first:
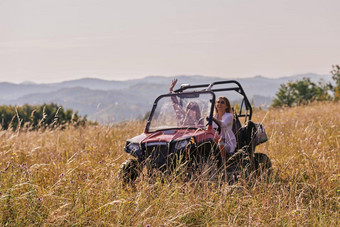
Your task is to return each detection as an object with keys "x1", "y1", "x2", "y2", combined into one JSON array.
[{"x1": 1, "y1": 0, "x2": 339, "y2": 83}]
